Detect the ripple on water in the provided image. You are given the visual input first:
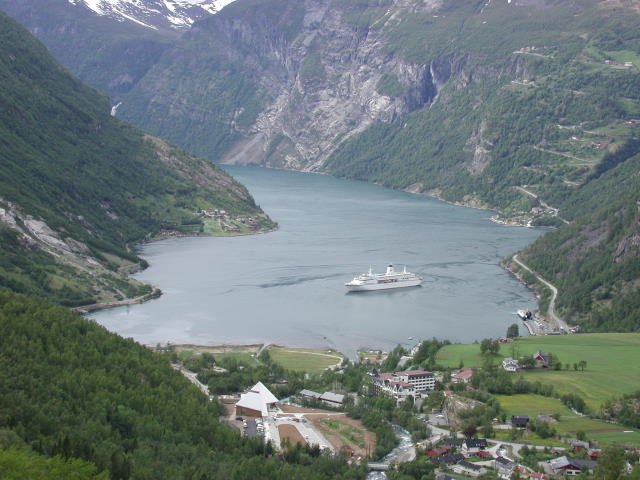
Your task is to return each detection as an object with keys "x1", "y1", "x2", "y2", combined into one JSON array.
[{"x1": 90, "y1": 166, "x2": 543, "y2": 357}]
